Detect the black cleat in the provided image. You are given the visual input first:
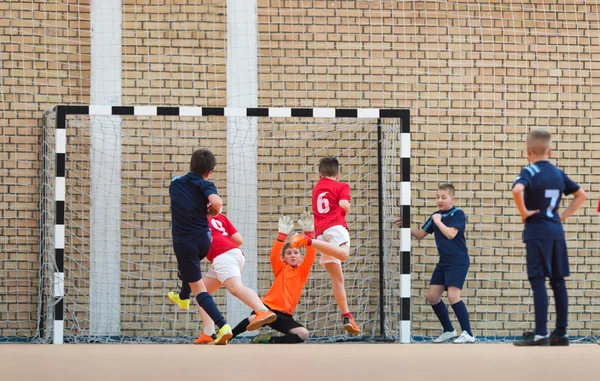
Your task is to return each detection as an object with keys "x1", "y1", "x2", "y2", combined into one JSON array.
[
  {"x1": 550, "y1": 331, "x2": 569, "y2": 346},
  {"x1": 513, "y1": 331, "x2": 550, "y2": 346}
]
